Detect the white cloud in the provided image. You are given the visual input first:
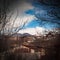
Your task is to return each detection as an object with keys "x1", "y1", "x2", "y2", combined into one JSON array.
[
  {"x1": 6, "y1": 0, "x2": 34, "y2": 27},
  {"x1": 3, "y1": 1, "x2": 35, "y2": 34},
  {"x1": 18, "y1": 26, "x2": 46, "y2": 36},
  {"x1": 17, "y1": 1, "x2": 34, "y2": 14},
  {"x1": 6, "y1": 14, "x2": 35, "y2": 29}
]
